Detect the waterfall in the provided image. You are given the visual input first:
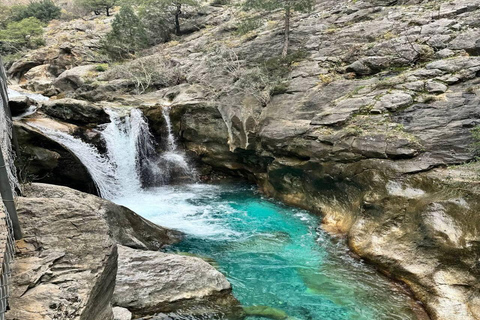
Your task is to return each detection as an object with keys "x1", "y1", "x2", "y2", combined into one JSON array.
[
  {"x1": 101, "y1": 108, "x2": 154, "y2": 194},
  {"x1": 28, "y1": 124, "x2": 120, "y2": 199},
  {"x1": 159, "y1": 107, "x2": 196, "y2": 182},
  {"x1": 30, "y1": 107, "x2": 195, "y2": 200}
]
